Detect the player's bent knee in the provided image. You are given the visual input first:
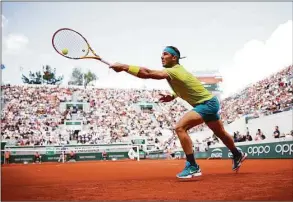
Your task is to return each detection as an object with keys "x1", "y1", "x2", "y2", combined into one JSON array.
[{"x1": 174, "y1": 125, "x2": 187, "y2": 134}]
